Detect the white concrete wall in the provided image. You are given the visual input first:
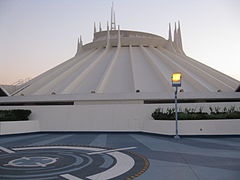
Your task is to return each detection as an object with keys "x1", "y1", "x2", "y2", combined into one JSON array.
[
  {"x1": 143, "y1": 119, "x2": 240, "y2": 135},
  {"x1": 0, "y1": 105, "x2": 145, "y2": 132},
  {"x1": 143, "y1": 120, "x2": 175, "y2": 135},
  {"x1": 0, "y1": 120, "x2": 39, "y2": 135},
  {"x1": 0, "y1": 102, "x2": 240, "y2": 135},
  {"x1": 179, "y1": 119, "x2": 240, "y2": 135},
  {"x1": 35, "y1": 105, "x2": 144, "y2": 131}
]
